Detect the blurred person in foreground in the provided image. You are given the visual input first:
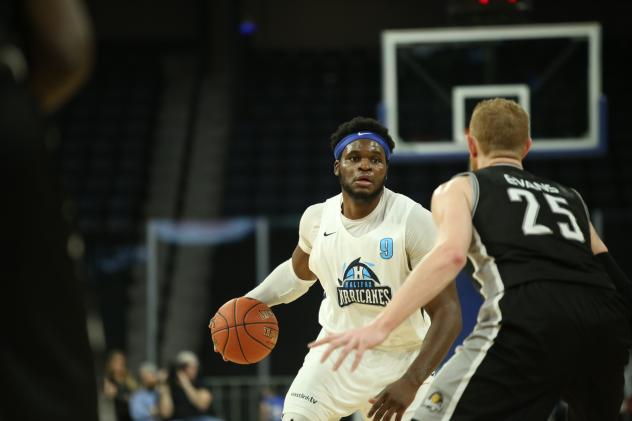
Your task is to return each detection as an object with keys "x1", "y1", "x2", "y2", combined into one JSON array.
[
  {"x1": 312, "y1": 98, "x2": 632, "y2": 420},
  {"x1": 0, "y1": 0, "x2": 96, "y2": 420},
  {"x1": 129, "y1": 362, "x2": 173, "y2": 421},
  {"x1": 166, "y1": 351, "x2": 223, "y2": 421}
]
